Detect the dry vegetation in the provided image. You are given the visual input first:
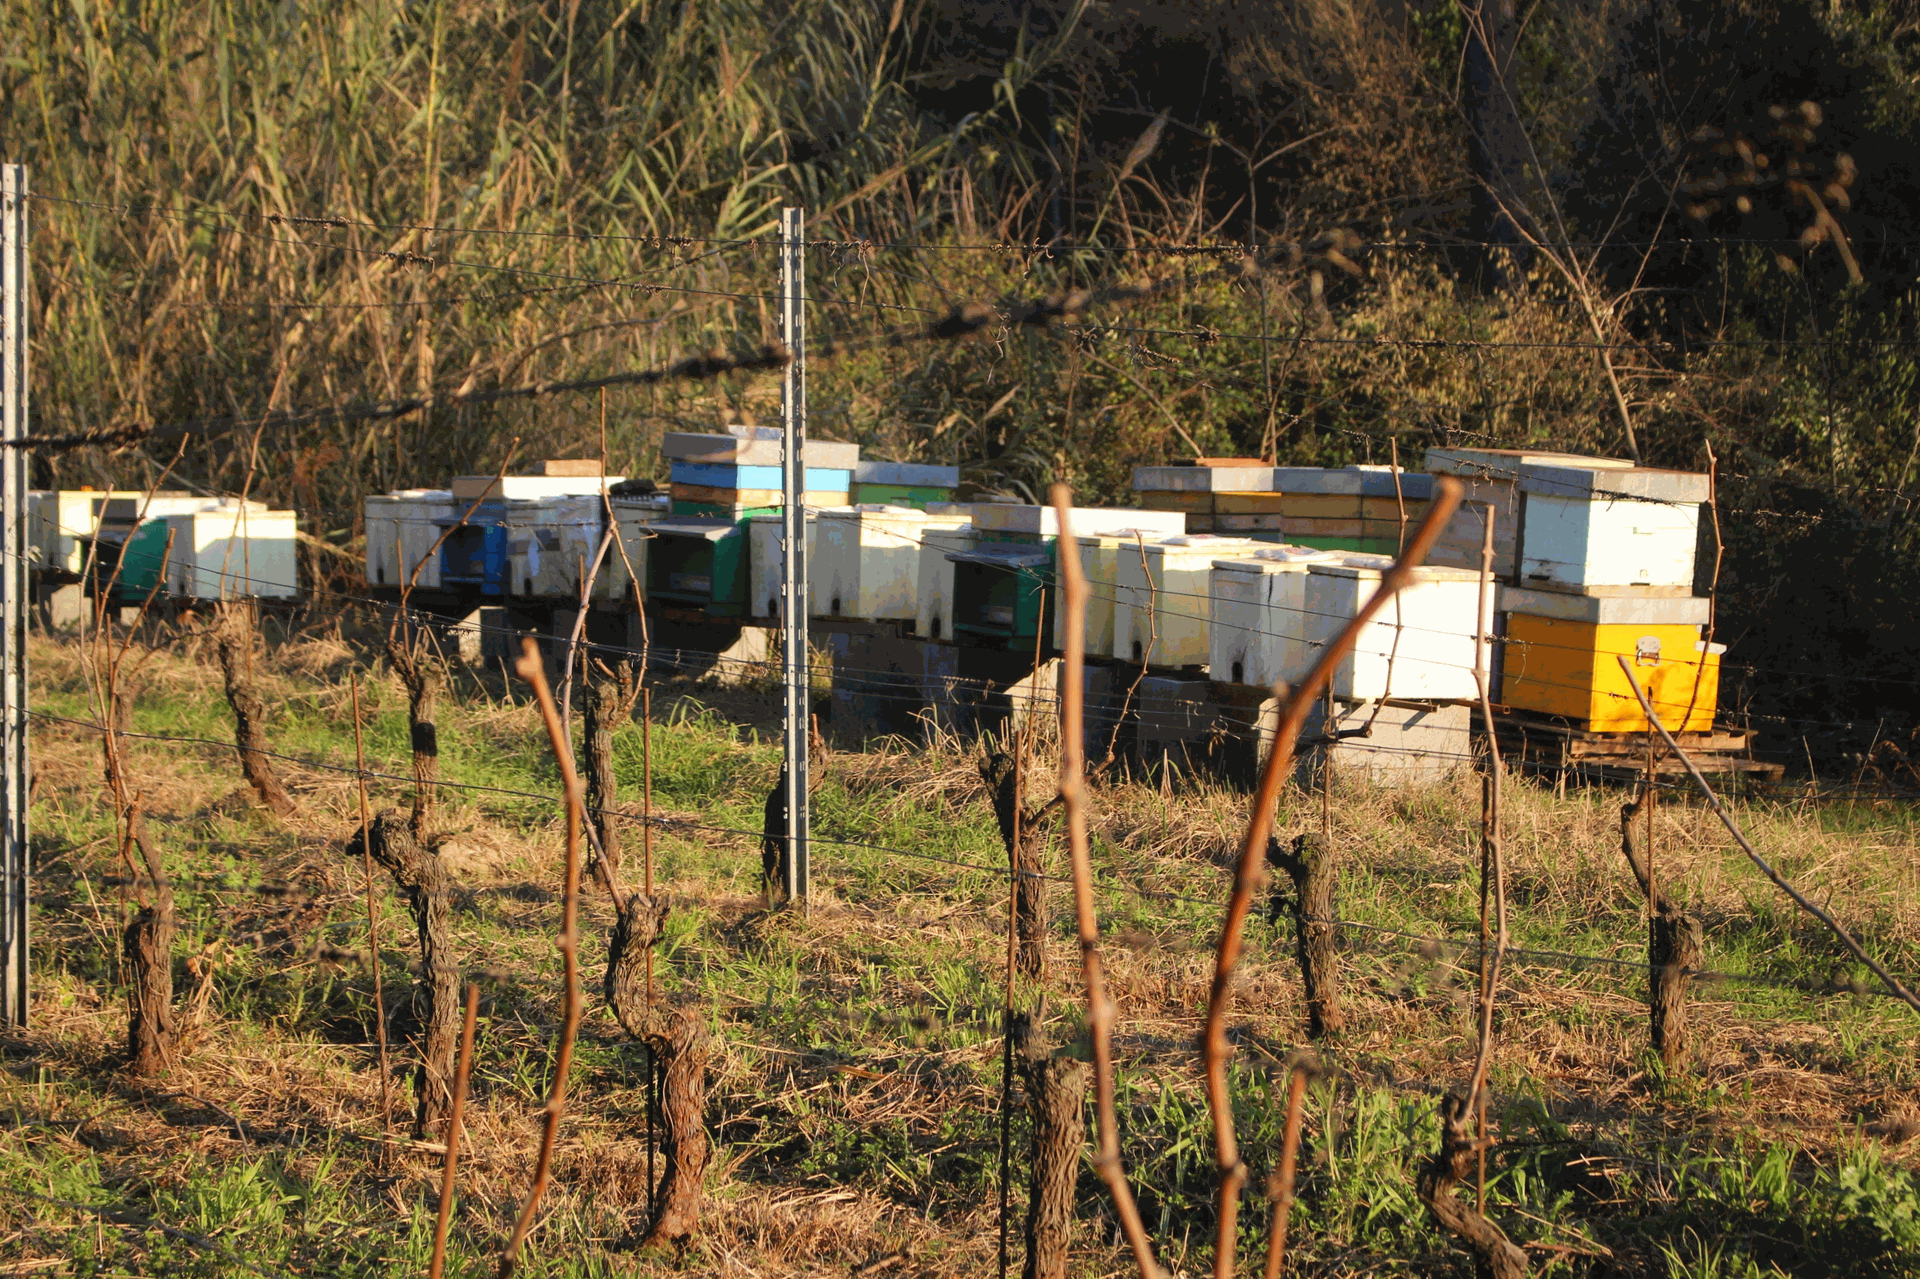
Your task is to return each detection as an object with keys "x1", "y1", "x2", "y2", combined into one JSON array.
[{"x1": 4, "y1": 621, "x2": 1918, "y2": 1276}]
